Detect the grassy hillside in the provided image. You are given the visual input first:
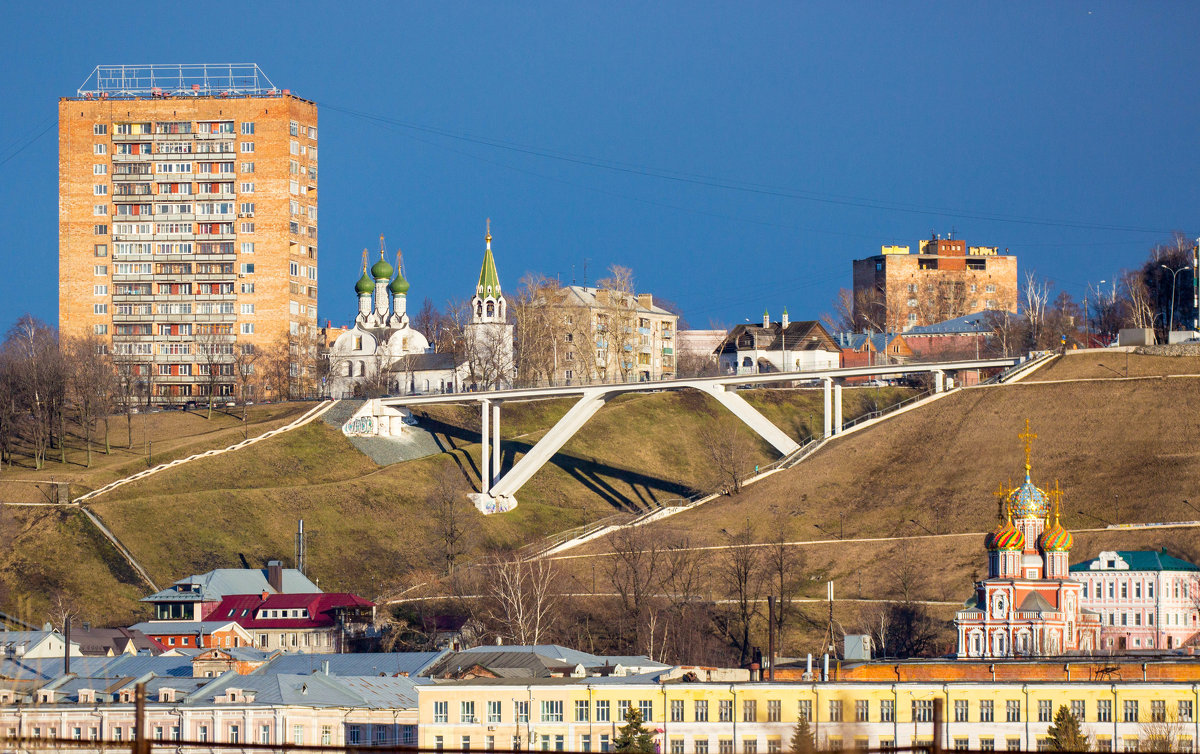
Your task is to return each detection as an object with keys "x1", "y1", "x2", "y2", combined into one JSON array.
[
  {"x1": 552, "y1": 352, "x2": 1200, "y2": 655},
  {"x1": 2, "y1": 387, "x2": 909, "y2": 625}
]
